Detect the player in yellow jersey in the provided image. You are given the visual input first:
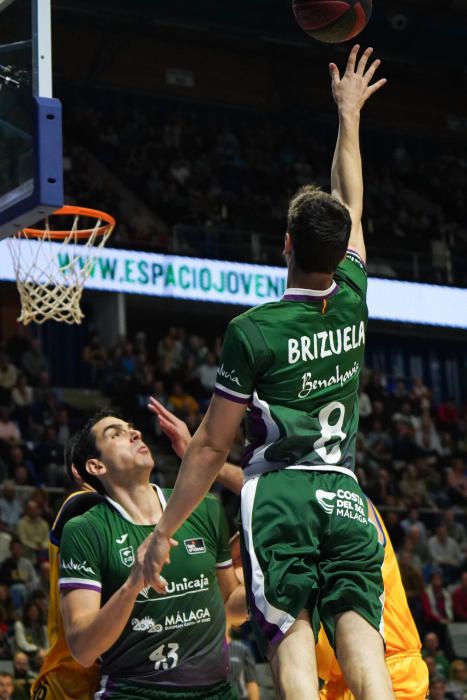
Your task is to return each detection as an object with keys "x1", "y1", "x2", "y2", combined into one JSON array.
[
  {"x1": 31, "y1": 487, "x2": 103, "y2": 700},
  {"x1": 31, "y1": 433, "x2": 104, "y2": 700},
  {"x1": 317, "y1": 499, "x2": 429, "y2": 700}
]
